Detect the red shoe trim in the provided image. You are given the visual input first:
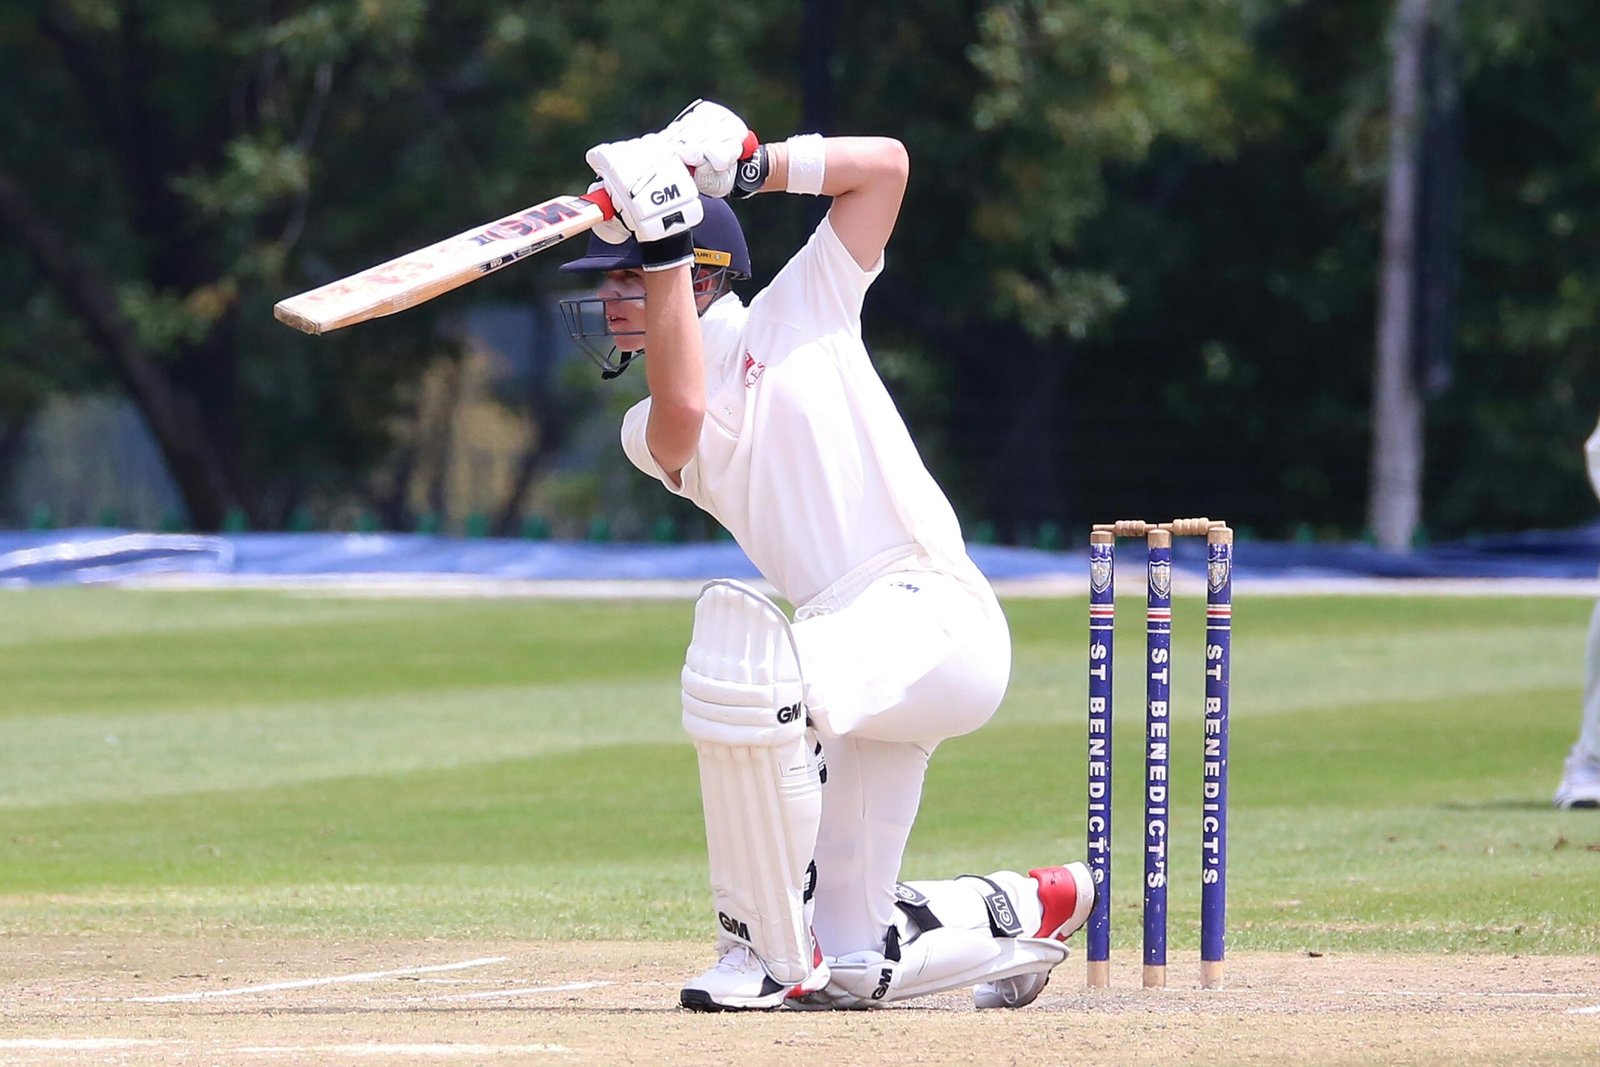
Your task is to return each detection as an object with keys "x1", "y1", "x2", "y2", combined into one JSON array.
[
  {"x1": 786, "y1": 931, "x2": 826, "y2": 998},
  {"x1": 1027, "y1": 865, "x2": 1083, "y2": 940}
]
